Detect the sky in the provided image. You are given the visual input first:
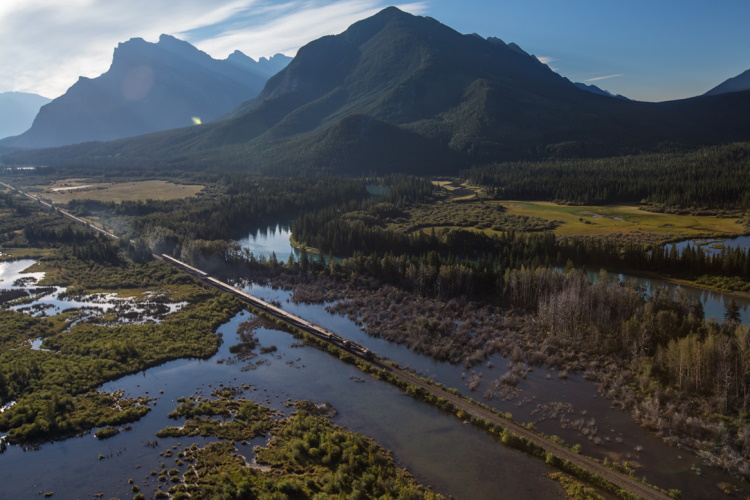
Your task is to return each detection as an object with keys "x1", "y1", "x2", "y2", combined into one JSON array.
[{"x1": 1, "y1": 0, "x2": 749, "y2": 102}]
